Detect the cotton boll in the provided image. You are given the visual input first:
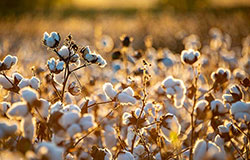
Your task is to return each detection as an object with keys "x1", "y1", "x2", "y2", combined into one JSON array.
[
  {"x1": 43, "y1": 32, "x2": 60, "y2": 48},
  {"x1": 50, "y1": 101, "x2": 63, "y2": 114},
  {"x1": 210, "y1": 99, "x2": 227, "y2": 115},
  {"x1": 21, "y1": 114, "x2": 36, "y2": 142},
  {"x1": 162, "y1": 76, "x2": 176, "y2": 88},
  {"x1": 160, "y1": 113, "x2": 181, "y2": 141},
  {"x1": 194, "y1": 100, "x2": 209, "y2": 120},
  {"x1": 58, "y1": 45, "x2": 70, "y2": 59},
  {"x1": 18, "y1": 78, "x2": 30, "y2": 89},
  {"x1": 181, "y1": 49, "x2": 200, "y2": 65},
  {"x1": 126, "y1": 126, "x2": 139, "y2": 148},
  {"x1": 193, "y1": 140, "x2": 207, "y2": 160},
  {"x1": 36, "y1": 142, "x2": 64, "y2": 160},
  {"x1": 0, "y1": 75, "x2": 13, "y2": 89},
  {"x1": 12, "y1": 73, "x2": 23, "y2": 82},
  {"x1": 116, "y1": 150, "x2": 135, "y2": 160},
  {"x1": 30, "y1": 77, "x2": 40, "y2": 90},
  {"x1": 7, "y1": 102, "x2": 28, "y2": 120},
  {"x1": 67, "y1": 123, "x2": 82, "y2": 137},
  {"x1": 20, "y1": 87, "x2": 39, "y2": 104},
  {"x1": 96, "y1": 54, "x2": 107, "y2": 67},
  {"x1": 231, "y1": 101, "x2": 250, "y2": 122},
  {"x1": 37, "y1": 99, "x2": 50, "y2": 118},
  {"x1": 122, "y1": 112, "x2": 132, "y2": 125},
  {"x1": 117, "y1": 92, "x2": 136, "y2": 104},
  {"x1": 56, "y1": 61, "x2": 65, "y2": 72},
  {"x1": 103, "y1": 83, "x2": 117, "y2": 100},
  {"x1": 79, "y1": 113, "x2": 97, "y2": 131},
  {"x1": 122, "y1": 87, "x2": 134, "y2": 96},
  {"x1": 234, "y1": 112, "x2": 250, "y2": 122},
  {"x1": 133, "y1": 144, "x2": 145, "y2": 160},
  {"x1": 134, "y1": 108, "x2": 145, "y2": 119},
  {"x1": 58, "y1": 111, "x2": 80, "y2": 129},
  {"x1": 103, "y1": 125, "x2": 117, "y2": 149},
  {"x1": 0, "y1": 119, "x2": 18, "y2": 139},
  {"x1": 3, "y1": 55, "x2": 18, "y2": 70},
  {"x1": 63, "y1": 104, "x2": 81, "y2": 113},
  {"x1": 0, "y1": 102, "x2": 10, "y2": 116}
]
